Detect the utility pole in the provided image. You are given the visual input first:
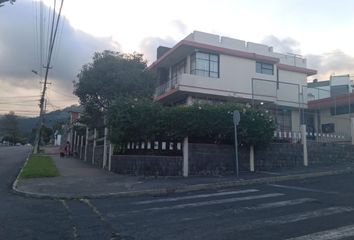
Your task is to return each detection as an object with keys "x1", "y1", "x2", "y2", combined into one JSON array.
[{"x1": 33, "y1": 0, "x2": 64, "y2": 153}]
